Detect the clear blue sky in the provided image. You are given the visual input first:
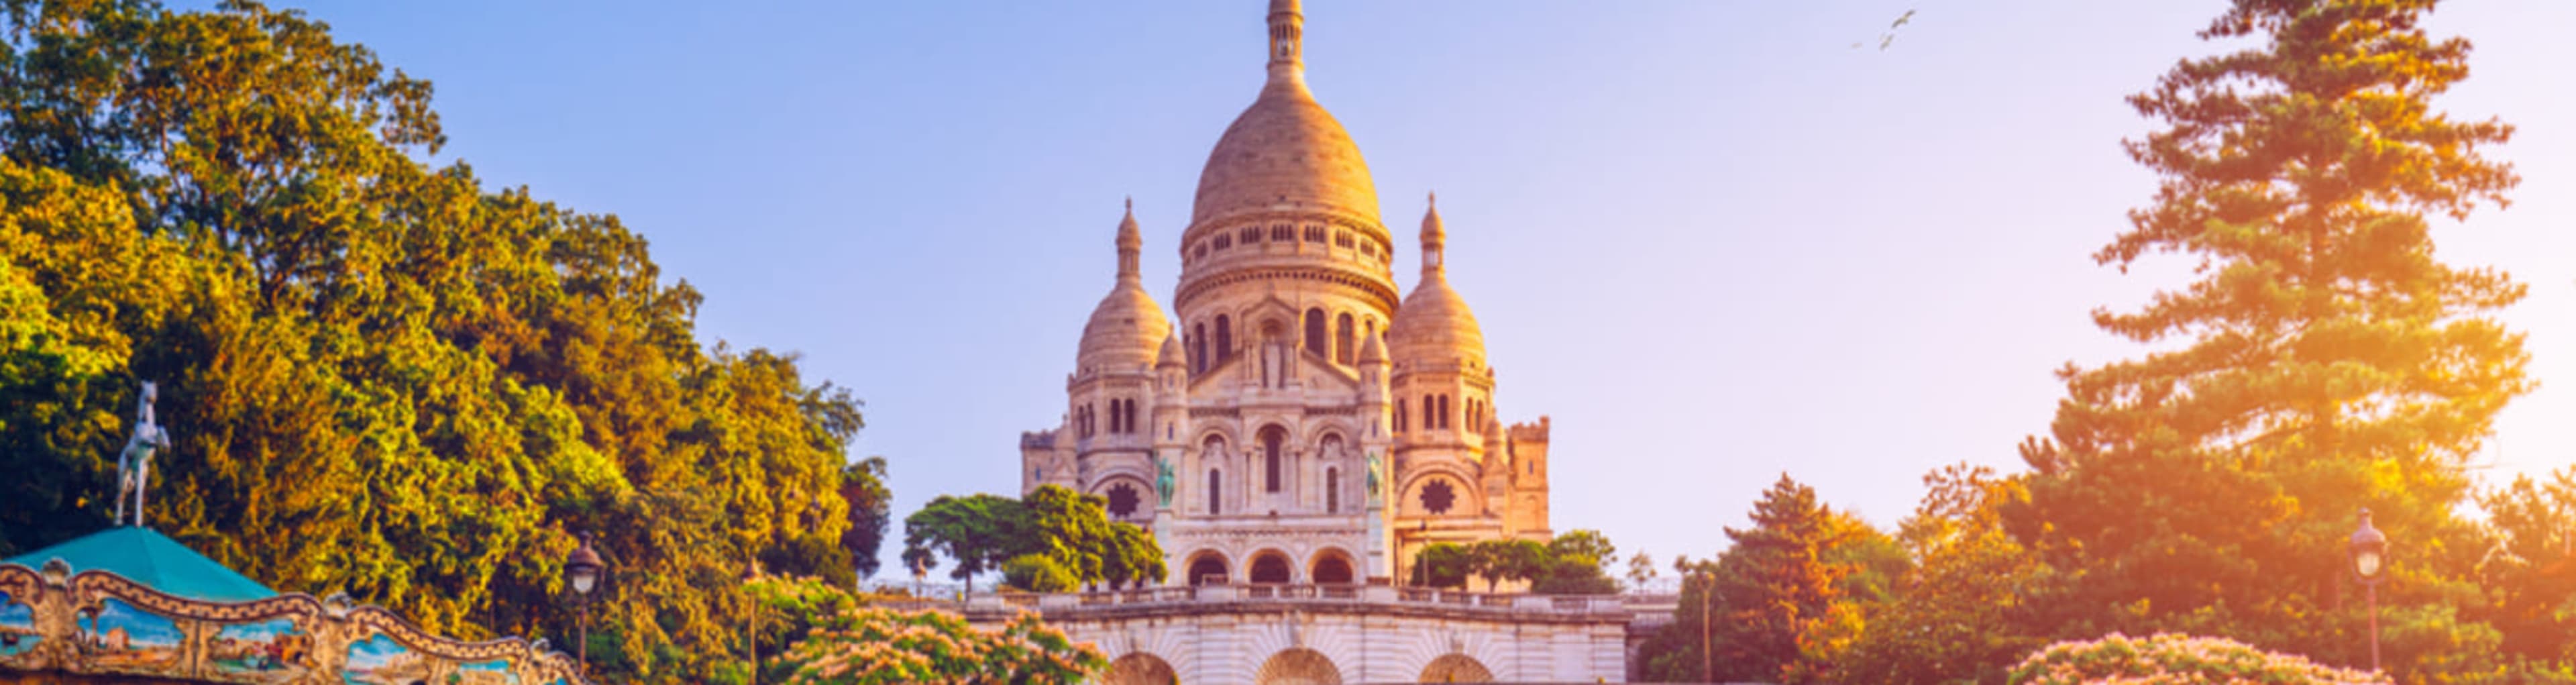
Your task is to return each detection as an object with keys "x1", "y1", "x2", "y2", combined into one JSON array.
[{"x1": 294, "y1": 1, "x2": 2575, "y2": 580}]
